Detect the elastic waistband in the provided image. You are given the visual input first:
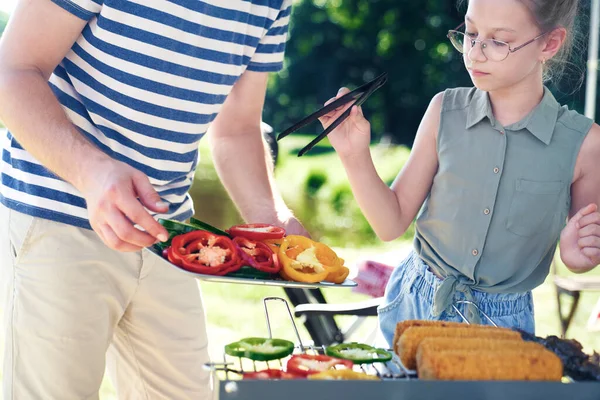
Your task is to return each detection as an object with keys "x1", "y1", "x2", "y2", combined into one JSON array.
[{"x1": 405, "y1": 251, "x2": 533, "y2": 318}]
